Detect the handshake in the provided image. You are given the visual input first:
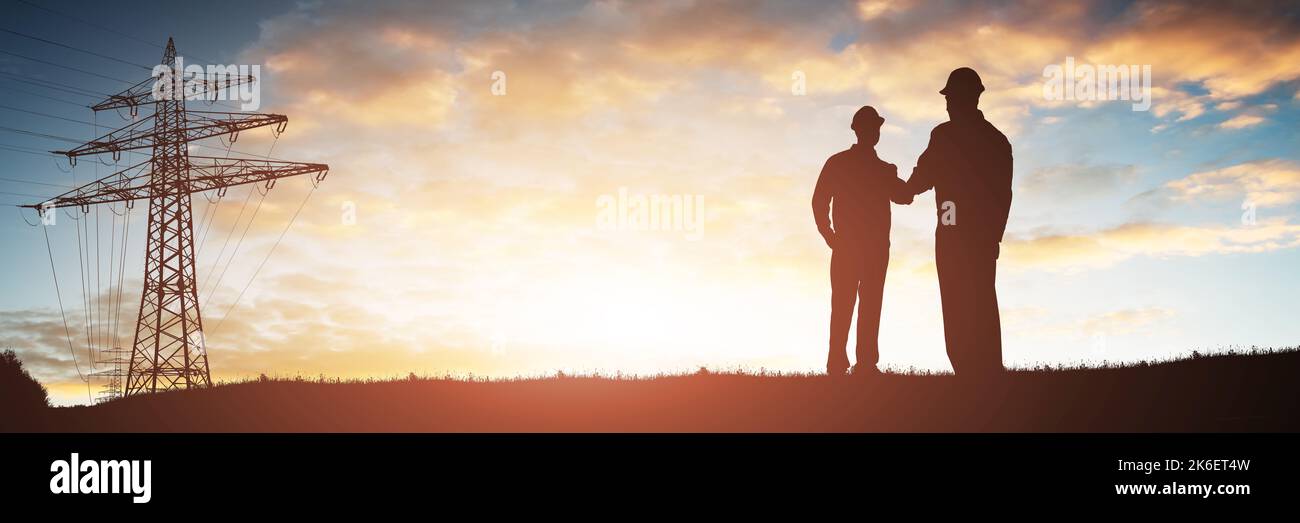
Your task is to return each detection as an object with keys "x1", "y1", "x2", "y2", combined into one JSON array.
[{"x1": 890, "y1": 164, "x2": 916, "y2": 206}]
